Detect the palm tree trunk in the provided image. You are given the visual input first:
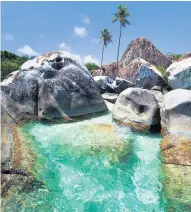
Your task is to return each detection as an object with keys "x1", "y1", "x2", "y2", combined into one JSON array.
[
  {"x1": 101, "y1": 44, "x2": 105, "y2": 75},
  {"x1": 117, "y1": 24, "x2": 122, "y2": 76}
]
